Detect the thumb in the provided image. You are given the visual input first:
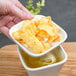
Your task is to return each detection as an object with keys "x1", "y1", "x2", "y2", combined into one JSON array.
[{"x1": 10, "y1": 5, "x2": 34, "y2": 20}]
